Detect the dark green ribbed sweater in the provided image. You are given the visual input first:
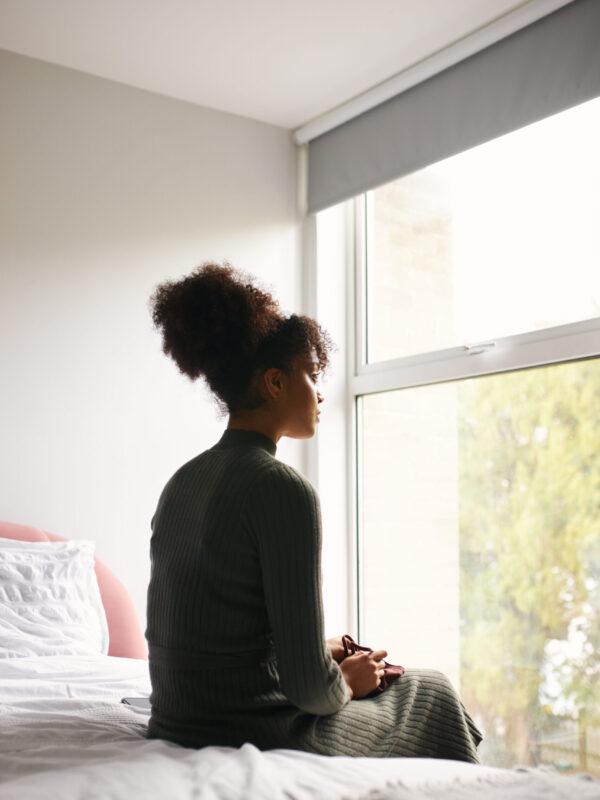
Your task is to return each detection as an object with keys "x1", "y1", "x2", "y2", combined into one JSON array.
[{"x1": 146, "y1": 429, "x2": 481, "y2": 761}]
